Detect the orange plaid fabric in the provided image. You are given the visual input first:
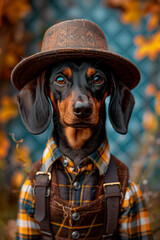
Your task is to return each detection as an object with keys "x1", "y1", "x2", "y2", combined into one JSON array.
[
  {"x1": 61, "y1": 157, "x2": 93, "y2": 177},
  {"x1": 16, "y1": 137, "x2": 153, "y2": 239}
]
